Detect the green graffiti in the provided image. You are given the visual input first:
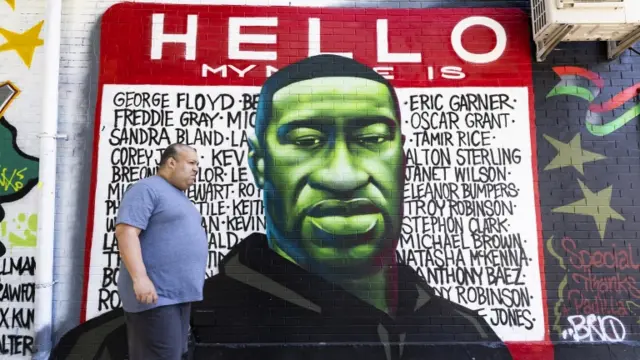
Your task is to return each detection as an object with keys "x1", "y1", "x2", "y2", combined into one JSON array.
[
  {"x1": 0, "y1": 118, "x2": 38, "y2": 198},
  {"x1": 1, "y1": 212, "x2": 37, "y2": 247},
  {"x1": 547, "y1": 236, "x2": 568, "y2": 335},
  {"x1": 546, "y1": 235, "x2": 565, "y2": 270},
  {"x1": 552, "y1": 180, "x2": 624, "y2": 241},
  {"x1": 0, "y1": 82, "x2": 39, "y2": 256},
  {"x1": 0, "y1": 82, "x2": 39, "y2": 221},
  {"x1": 586, "y1": 103, "x2": 640, "y2": 136},
  {"x1": 0, "y1": 166, "x2": 29, "y2": 192},
  {"x1": 547, "y1": 72, "x2": 640, "y2": 137},
  {"x1": 553, "y1": 275, "x2": 568, "y2": 335},
  {"x1": 542, "y1": 133, "x2": 605, "y2": 175},
  {"x1": 546, "y1": 85, "x2": 594, "y2": 102},
  {"x1": 626, "y1": 301, "x2": 640, "y2": 324}
]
